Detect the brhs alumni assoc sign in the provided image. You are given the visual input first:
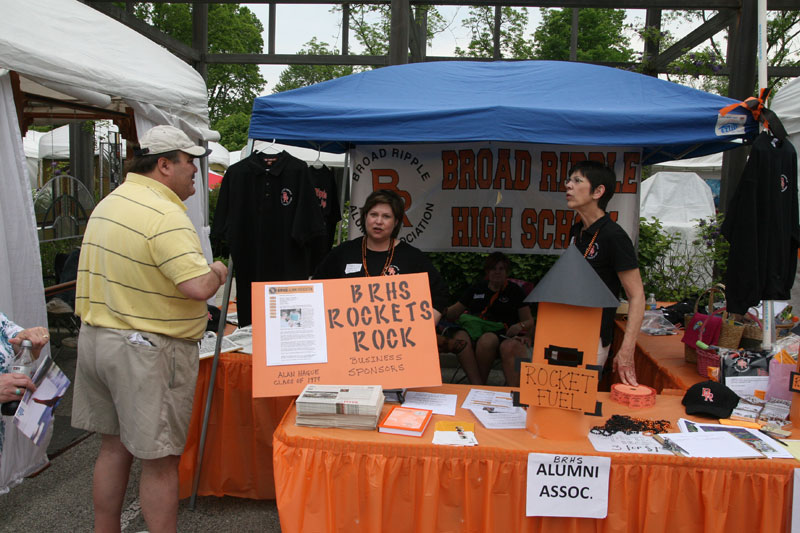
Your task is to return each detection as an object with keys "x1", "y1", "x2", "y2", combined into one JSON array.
[
  {"x1": 349, "y1": 142, "x2": 641, "y2": 253},
  {"x1": 526, "y1": 453, "x2": 610, "y2": 519},
  {"x1": 251, "y1": 273, "x2": 441, "y2": 397}
]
